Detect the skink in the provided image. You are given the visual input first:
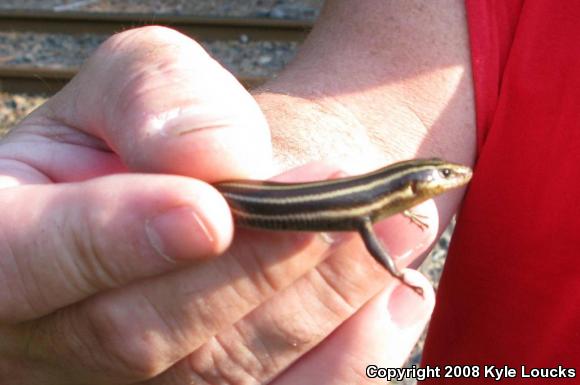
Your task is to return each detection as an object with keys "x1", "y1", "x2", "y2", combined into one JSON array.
[{"x1": 213, "y1": 158, "x2": 472, "y2": 295}]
